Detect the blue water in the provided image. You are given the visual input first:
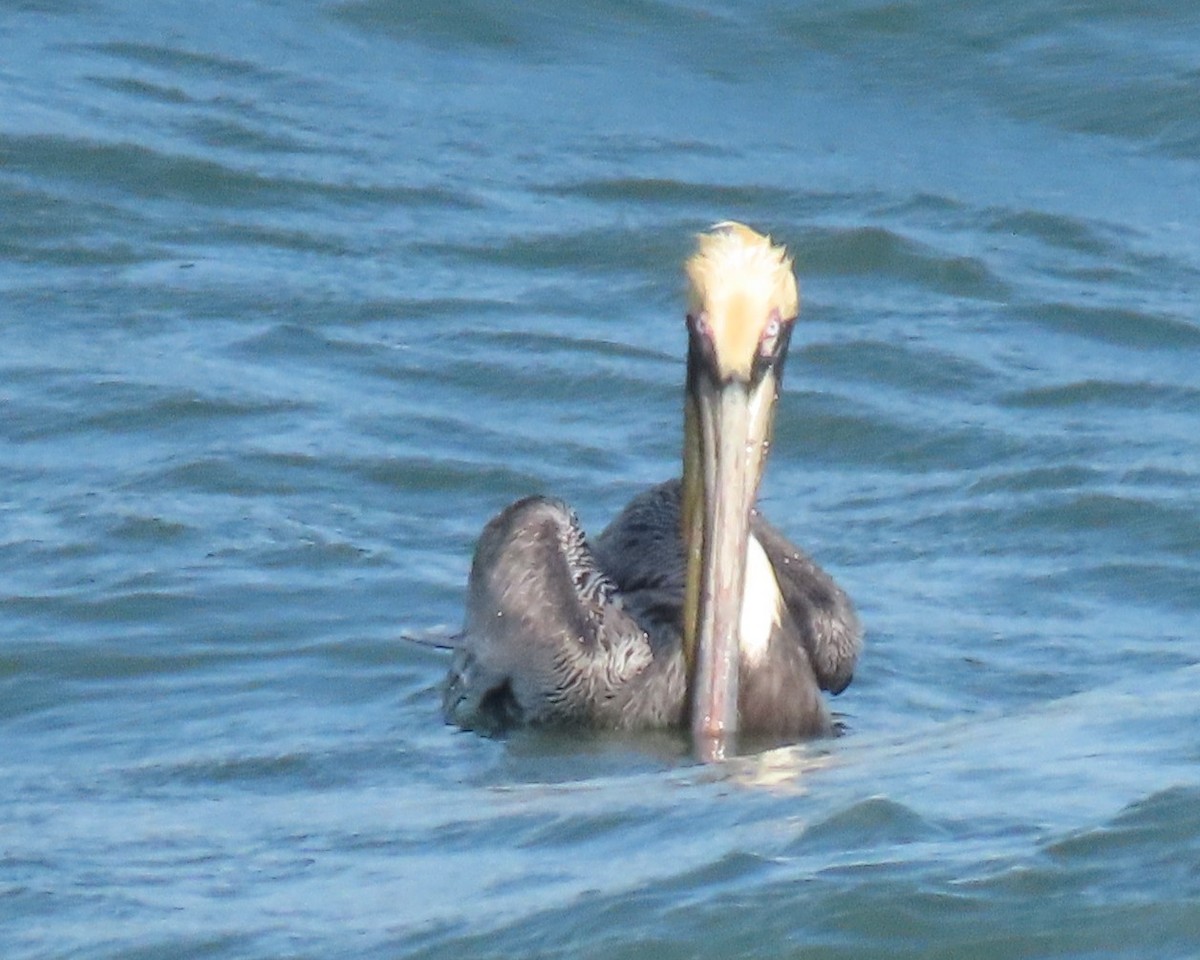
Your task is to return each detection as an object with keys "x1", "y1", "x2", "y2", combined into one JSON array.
[{"x1": 3, "y1": 1, "x2": 1200, "y2": 957}]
